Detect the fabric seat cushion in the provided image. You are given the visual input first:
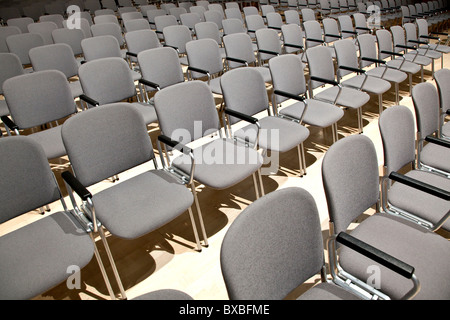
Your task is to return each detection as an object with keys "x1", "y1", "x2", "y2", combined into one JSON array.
[
  {"x1": 420, "y1": 142, "x2": 450, "y2": 174},
  {"x1": 69, "y1": 81, "x2": 84, "y2": 98},
  {"x1": 28, "y1": 126, "x2": 66, "y2": 159},
  {"x1": 386, "y1": 59, "x2": 421, "y2": 74},
  {"x1": 341, "y1": 74, "x2": 391, "y2": 95},
  {"x1": 314, "y1": 86, "x2": 370, "y2": 109},
  {"x1": 130, "y1": 102, "x2": 158, "y2": 125},
  {"x1": 297, "y1": 282, "x2": 363, "y2": 300},
  {"x1": 366, "y1": 67, "x2": 408, "y2": 83}
]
